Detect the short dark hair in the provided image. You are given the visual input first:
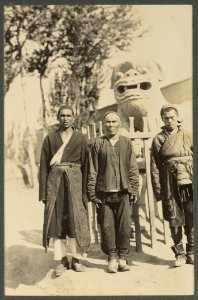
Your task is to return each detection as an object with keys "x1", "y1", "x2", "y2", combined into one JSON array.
[
  {"x1": 57, "y1": 105, "x2": 74, "y2": 118},
  {"x1": 103, "y1": 111, "x2": 121, "y2": 120},
  {"x1": 160, "y1": 104, "x2": 179, "y2": 118},
  {"x1": 161, "y1": 107, "x2": 178, "y2": 118}
]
